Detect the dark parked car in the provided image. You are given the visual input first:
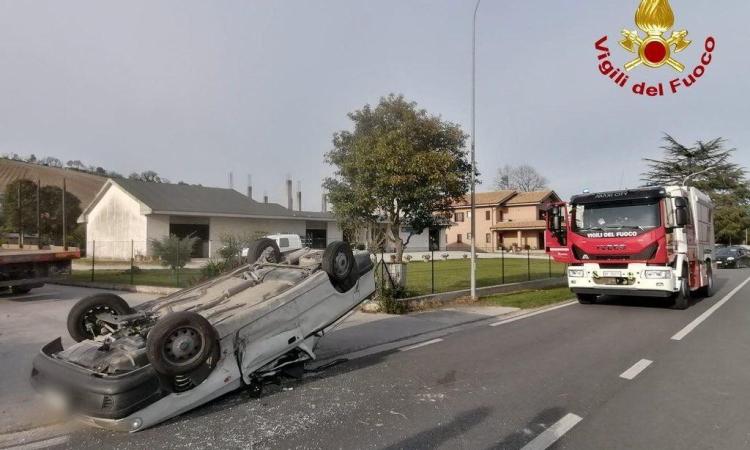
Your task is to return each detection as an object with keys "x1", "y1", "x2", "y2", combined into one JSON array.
[{"x1": 715, "y1": 246, "x2": 750, "y2": 269}]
